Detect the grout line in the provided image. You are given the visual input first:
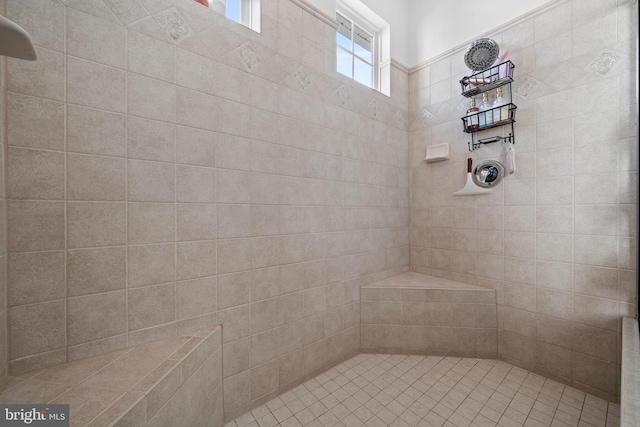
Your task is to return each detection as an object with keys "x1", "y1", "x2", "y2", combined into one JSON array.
[
  {"x1": 124, "y1": 26, "x2": 130, "y2": 351},
  {"x1": 62, "y1": 3, "x2": 69, "y2": 362}
]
